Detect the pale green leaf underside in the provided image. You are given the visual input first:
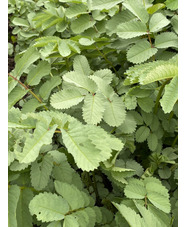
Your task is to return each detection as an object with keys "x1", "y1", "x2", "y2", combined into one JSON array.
[
  {"x1": 82, "y1": 93, "x2": 105, "y2": 125},
  {"x1": 103, "y1": 95, "x2": 126, "y2": 127},
  {"x1": 155, "y1": 32, "x2": 178, "y2": 49},
  {"x1": 149, "y1": 13, "x2": 170, "y2": 33},
  {"x1": 58, "y1": 40, "x2": 71, "y2": 57},
  {"x1": 63, "y1": 215, "x2": 79, "y2": 227},
  {"x1": 123, "y1": 0, "x2": 149, "y2": 24},
  {"x1": 124, "y1": 179, "x2": 146, "y2": 199},
  {"x1": 29, "y1": 193, "x2": 69, "y2": 222},
  {"x1": 73, "y1": 55, "x2": 91, "y2": 76},
  {"x1": 127, "y1": 40, "x2": 158, "y2": 64},
  {"x1": 71, "y1": 14, "x2": 95, "y2": 33},
  {"x1": 8, "y1": 185, "x2": 20, "y2": 227},
  {"x1": 91, "y1": 0, "x2": 123, "y2": 10},
  {"x1": 50, "y1": 89, "x2": 84, "y2": 109},
  {"x1": 27, "y1": 61, "x2": 51, "y2": 86},
  {"x1": 16, "y1": 122, "x2": 57, "y2": 163},
  {"x1": 65, "y1": 3, "x2": 88, "y2": 18},
  {"x1": 117, "y1": 21, "x2": 147, "y2": 39},
  {"x1": 160, "y1": 76, "x2": 178, "y2": 113},
  {"x1": 31, "y1": 154, "x2": 53, "y2": 191}
]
